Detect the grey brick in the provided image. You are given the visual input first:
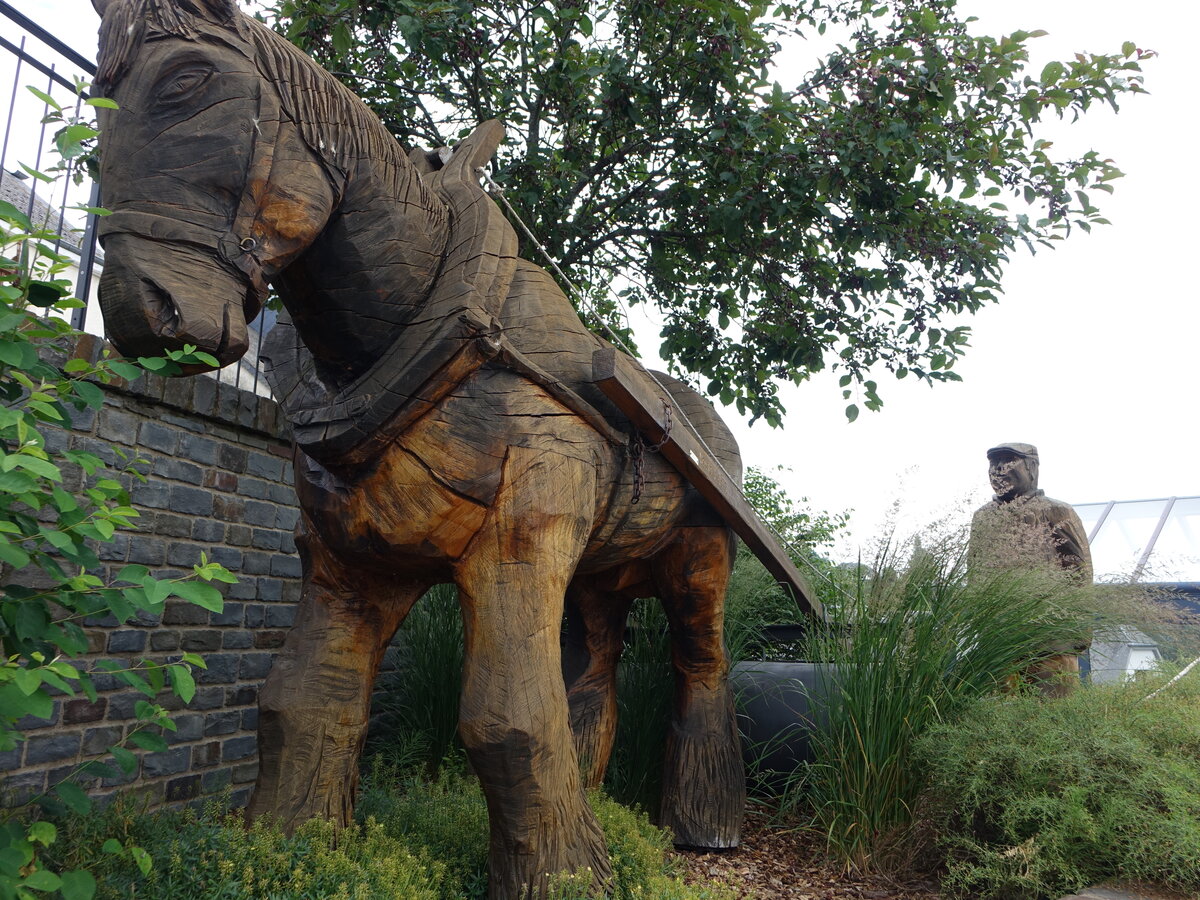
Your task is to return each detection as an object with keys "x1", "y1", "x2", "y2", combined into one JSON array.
[
  {"x1": 223, "y1": 736, "x2": 257, "y2": 763},
  {"x1": 243, "y1": 502, "x2": 277, "y2": 528},
  {"x1": 251, "y1": 529, "x2": 282, "y2": 551},
  {"x1": 256, "y1": 578, "x2": 283, "y2": 603},
  {"x1": 270, "y1": 484, "x2": 295, "y2": 505},
  {"x1": 16, "y1": 702, "x2": 60, "y2": 730},
  {"x1": 246, "y1": 452, "x2": 284, "y2": 482},
  {"x1": 240, "y1": 653, "x2": 273, "y2": 680},
  {"x1": 204, "y1": 710, "x2": 240, "y2": 737},
  {"x1": 227, "y1": 685, "x2": 258, "y2": 706},
  {"x1": 42, "y1": 427, "x2": 69, "y2": 454},
  {"x1": 105, "y1": 630, "x2": 146, "y2": 654},
  {"x1": 98, "y1": 535, "x2": 132, "y2": 566},
  {"x1": 275, "y1": 507, "x2": 300, "y2": 532},
  {"x1": 279, "y1": 532, "x2": 297, "y2": 554},
  {"x1": 154, "y1": 457, "x2": 203, "y2": 485},
  {"x1": 127, "y1": 536, "x2": 166, "y2": 566},
  {"x1": 281, "y1": 581, "x2": 303, "y2": 603},
  {"x1": 219, "y1": 445, "x2": 248, "y2": 474},
  {"x1": 170, "y1": 486, "x2": 214, "y2": 517},
  {"x1": 166, "y1": 774, "x2": 201, "y2": 802},
  {"x1": 97, "y1": 409, "x2": 139, "y2": 445},
  {"x1": 163, "y1": 602, "x2": 209, "y2": 626},
  {"x1": 67, "y1": 404, "x2": 97, "y2": 432},
  {"x1": 179, "y1": 434, "x2": 220, "y2": 466},
  {"x1": 243, "y1": 552, "x2": 270, "y2": 575},
  {"x1": 153, "y1": 513, "x2": 194, "y2": 538},
  {"x1": 201, "y1": 766, "x2": 231, "y2": 790},
  {"x1": 71, "y1": 436, "x2": 118, "y2": 466},
  {"x1": 167, "y1": 713, "x2": 204, "y2": 744},
  {"x1": 63, "y1": 697, "x2": 107, "y2": 725},
  {"x1": 83, "y1": 726, "x2": 124, "y2": 756},
  {"x1": 239, "y1": 477, "x2": 271, "y2": 500},
  {"x1": 191, "y1": 378, "x2": 218, "y2": 418},
  {"x1": 180, "y1": 630, "x2": 222, "y2": 652},
  {"x1": 3, "y1": 771, "x2": 47, "y2": 804},
  {"x1": 188, "y1": 686, "x2": 225, "y2": 711},
  {"x1": 107, "y1": 692, "x2": 147, "y2": 720},
  {"x1": 244, "y1": 605, "x2": 266, "y2": 628},
  {"x1": 131, "y1": 481, "x2": 170, "y2": 510},
  {"x1": 210, "y1": 547, "x2": 243, "y2": 571},
  {"x1": 222, "y1": 630, "x2": 253, "y2": 650},
  {"x1": 265, "y1": 605, "x2": 297, "y2": 628},
  {"x1": 0, "y1": 746, "x2": 23, "y2": 769},
  {"x1": 25, "y1": 732, "x2": 81, "y2": 765},
  {"x1": 139, "y1": 422, "x2": 178, "y2": 454},
  {"x1": 161, "y1": 412, "x2": 206, "y2": 434},
  {"x1": 143, "y1": 746, "x2": 190, "y2": 778},
  {"x1": 240, "y1": 707, "x2": 259, "y2": 731},
  {"x1": 162, "y1": 377, "x2": 194, "y2": 411},
  {"x1": 192, "y1": 519, "x2": 225, "y2": 542},
  {"x1": 150, "y1": 630, "x2": 181, "y2": 651},
  {"x1": 197, "y1": 655, "x2": 238, "y2": 685},
  {"x1": 167, "y1": 542, "x2": 204, "y2": 567},
  {"x1": 270, "y1": 556, "x2": 302, "y2": 579},
  {"x1": 210, "y1": 602, "x2": 244, "y2": 627},
  {"x1": 228, "y1": 787, "x2": 252, "y2": 808},
  {"x1": 193, "y1": 741, "x2": 221, "y2": 770},
  {"x1": 226, "y1": 525, "x2": 252, "y2": 547}
]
